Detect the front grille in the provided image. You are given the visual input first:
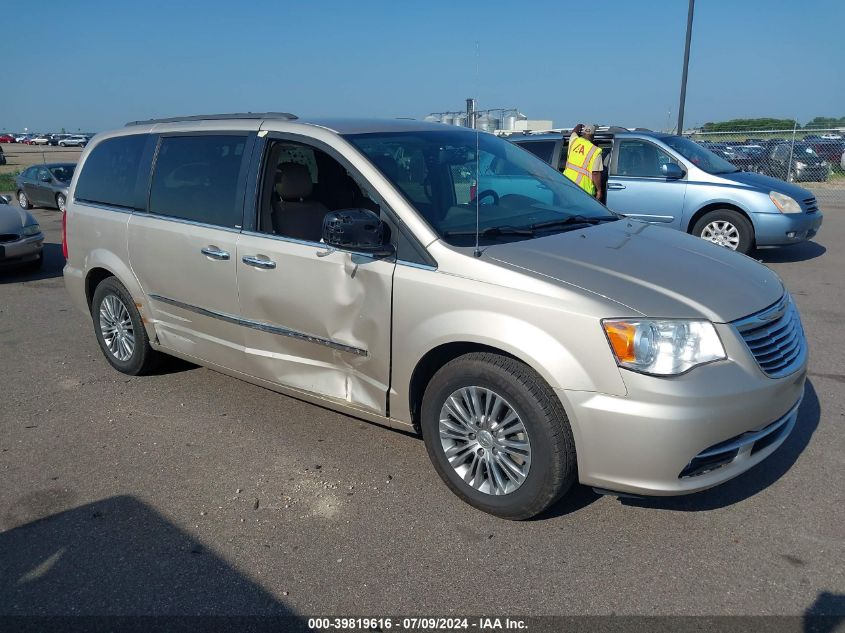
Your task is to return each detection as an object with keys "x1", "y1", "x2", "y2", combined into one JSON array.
[
  {"x1": 733, "y1": 294, "x2": 806, "y2": 378},
  {"x1": 0, "y1": 233, "x2": 20, "y2": 243},
  {"x1": 678, "y1": 400, "x2": 800, "y2": 478},
  {"x1": 802, "y1": 197, "x2": 818, "y2": 213}
]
